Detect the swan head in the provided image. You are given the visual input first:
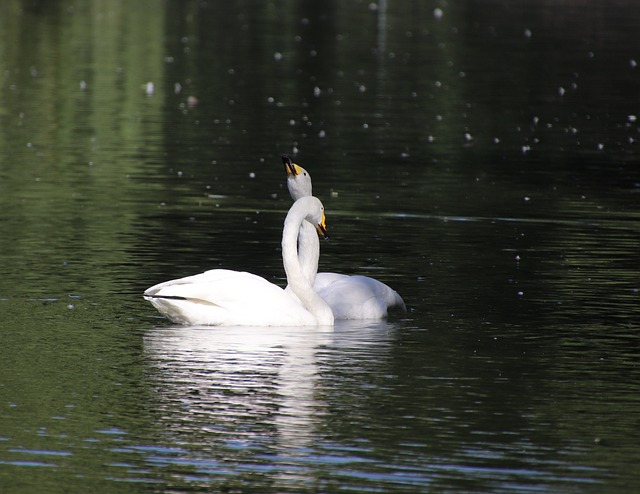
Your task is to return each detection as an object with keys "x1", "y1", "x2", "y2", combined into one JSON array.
[
  {"x1": 288, "y1": 195, "x2": 328, "y2": 240},
  {"x1": 282, "y1": 154, "x2": 312, "y2": 201}
]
